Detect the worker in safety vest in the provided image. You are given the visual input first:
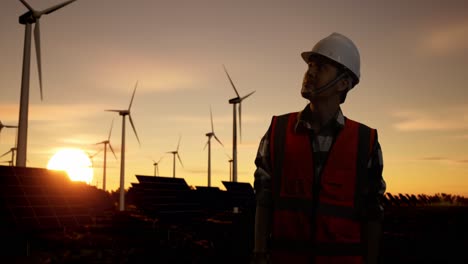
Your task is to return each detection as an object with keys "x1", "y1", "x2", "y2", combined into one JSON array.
[{"x1": 252, "y1": 32, "x2": 386, "y2": 264}]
